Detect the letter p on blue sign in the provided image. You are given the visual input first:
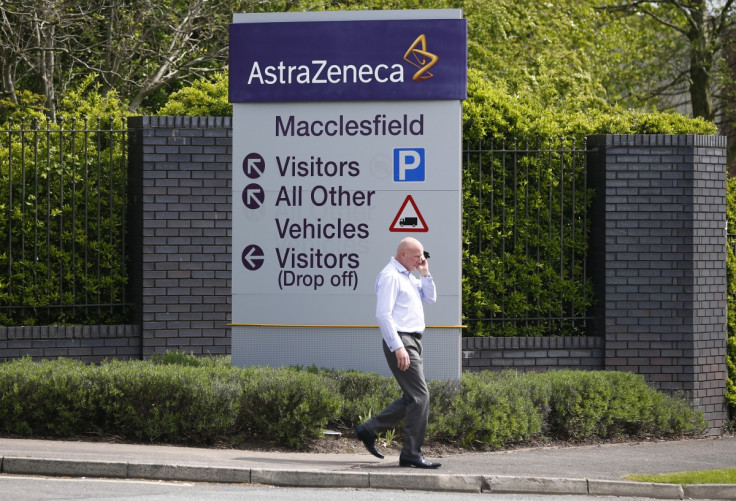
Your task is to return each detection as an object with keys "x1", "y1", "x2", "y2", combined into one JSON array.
[{"x1": 394, "y1": 148, "x2": 425, "y2": 182}]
